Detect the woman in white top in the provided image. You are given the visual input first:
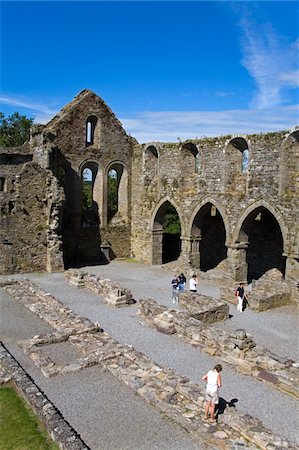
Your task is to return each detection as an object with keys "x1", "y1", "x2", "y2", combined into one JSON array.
[
  {"x1": 189, "y1": 274, "x2": 198, "y2": 292},
  {"x1": 202, "y1": 364, "x2": 222, "y2": 423}
]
